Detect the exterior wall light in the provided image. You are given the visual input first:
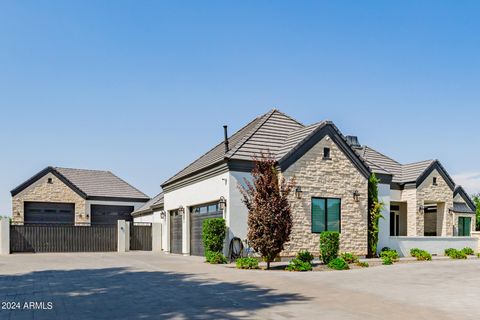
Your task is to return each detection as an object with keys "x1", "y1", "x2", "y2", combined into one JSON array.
[
  {"x1": 219, "y1": 196, "x2": 227, "y2": 211},
  {"x1": 353, "y1": 190, "x2": 360, "y2": 202},
  {"x1": 160, "y1": 210, "x2": 166, "y2": 220},
  {"x1": 418, "y1": 205, "x2": 425, "y2": 214},
  {"x1": 295, "y1": 186, "x2": 303, "y2": 199},
  {"x1": 178, "y1": 206, "x2": 185, "y2": 215}
]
